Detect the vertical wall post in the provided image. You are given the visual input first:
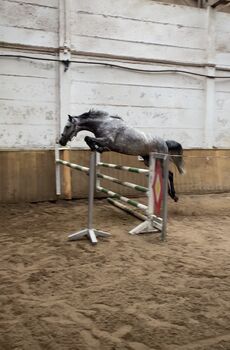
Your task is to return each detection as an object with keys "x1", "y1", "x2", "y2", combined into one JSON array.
[
  {"x1": 58, "y1": 0, "x2": 71, "y2": 139},
  {"x1": 62, "y1": 149, "x2": 72, "y2": 199},
  {"x1": 57, "y1": 0, "x2": 72, "y2": 200},
  {"x1": 204, "y1": 6, "x2": 216, "y2": 148}
]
